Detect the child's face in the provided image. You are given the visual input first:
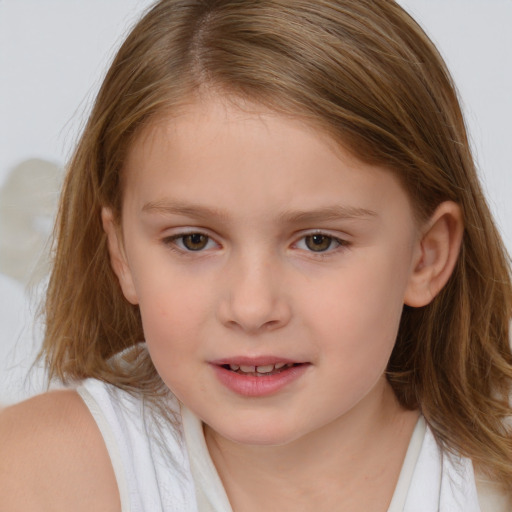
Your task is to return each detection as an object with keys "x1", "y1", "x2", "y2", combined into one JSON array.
[{"x1": 110, "y1": 97, "x2": 422, "y2": 446}]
